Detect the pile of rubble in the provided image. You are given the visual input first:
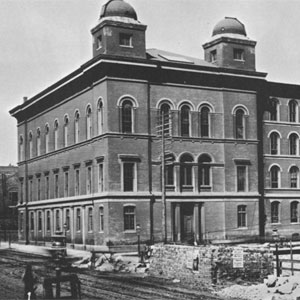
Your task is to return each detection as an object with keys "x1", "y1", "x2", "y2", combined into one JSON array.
[
  {"x1": 216, "y1": 275, "x2": 300, "y2": 300},
  {"x1": 72, "y1": 253, "x2": 149, "y2": 274}
]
